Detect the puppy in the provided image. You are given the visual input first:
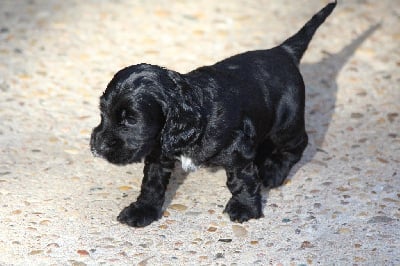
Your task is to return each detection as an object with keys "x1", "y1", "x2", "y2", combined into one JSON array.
[{"x1": 90, "y1": 1, "x2": 336, "y2": 227}]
